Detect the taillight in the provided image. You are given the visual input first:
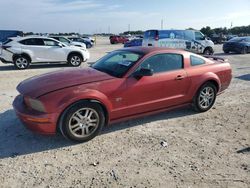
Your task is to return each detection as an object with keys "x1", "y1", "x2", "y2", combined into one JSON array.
[
  {"x1": 155, "y1": 35, "x2": 159, "y2": 41},
  {"x1": 23, "y1": 96, "x2": 31, "y2": 107}
]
